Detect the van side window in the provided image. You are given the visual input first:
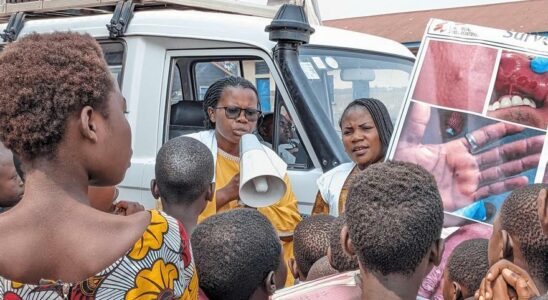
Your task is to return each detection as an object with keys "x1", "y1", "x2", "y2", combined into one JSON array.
[
  {"x1": 195, "y1": 61, "x2": 241, "y2": 100},
  {"x1": 99, "y1": 42, "x2": 125, "y2": 87},
  {"x1": 170, "y1": 64, "x2": 183, "y2": 104},
  {"x1": 165, "y1": 56, "x2": 312, "y2": 169}
]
